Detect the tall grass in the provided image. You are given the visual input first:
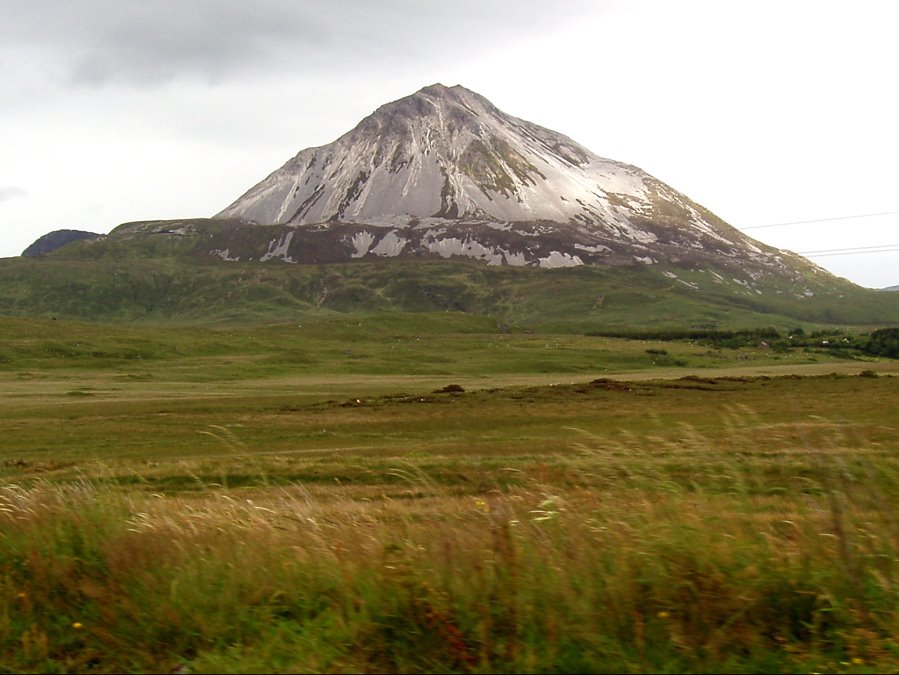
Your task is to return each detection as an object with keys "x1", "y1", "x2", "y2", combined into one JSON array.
[{"x1": 2, "y1": 414, "x2": 898, "y2": 673}]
